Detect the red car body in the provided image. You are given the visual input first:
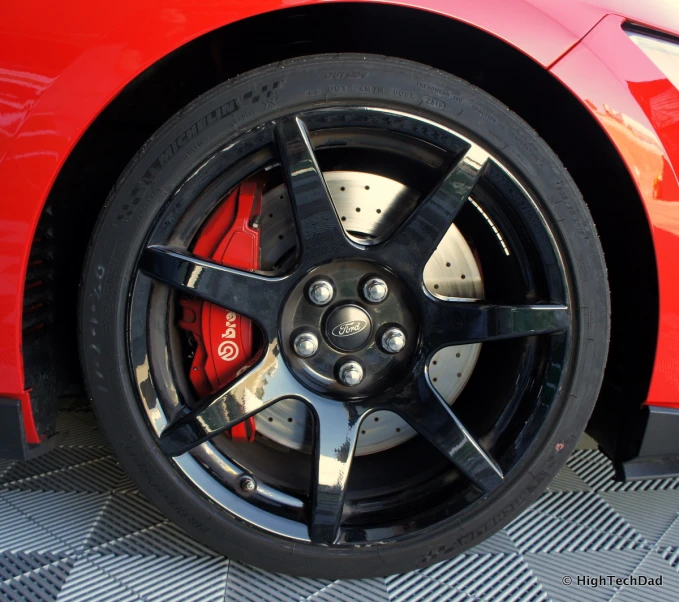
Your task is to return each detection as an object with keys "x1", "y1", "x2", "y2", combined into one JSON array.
[{"x1": 1, "y1": 0, "x2": 679, "y2": 466}]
